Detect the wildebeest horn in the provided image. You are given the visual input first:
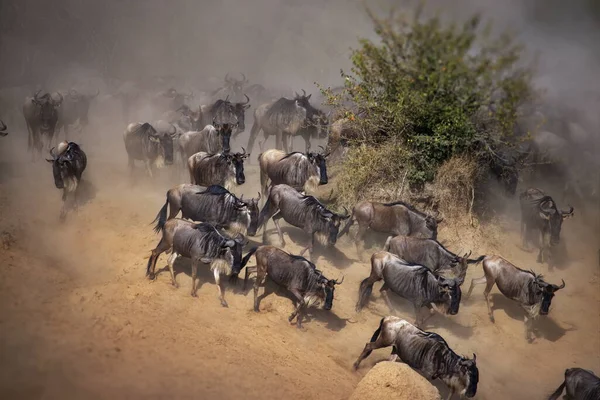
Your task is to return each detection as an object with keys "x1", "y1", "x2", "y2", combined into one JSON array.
[
  {"x1": 0, "y1": 120, "x2": 6, "y2": 131},
  {"x1": 242, "y1": 94, "x2": 250, "y2": 105},
  {"x1": 301, "y1": 89, "x2": 306, "y2": 96},
  {"x1": 256, "y1": 191, "x2": 261, "y2": 200},
  {"x1": 240, "y1": 73, "x2": 247, "y2": 83},
  {"x1": 49, "y1": 147, "x2": 57, "y2": 158},
  {"x1": 562, "y1": 206, "x2": 574, "y2": 216},
  {"x1": 333, "y1": 275, "x2": 344, "y2": 285},
  {"x1": 556, "y1": 279, "x2": 566, "y2": 290},
  {"x1": 54, "y1": 91, "x2": 64, "y2": 105},
  {"x1": 241, "y1": 146, "x2": 247, "y2": 156},
  {"x1": 472, "y1": 353, "x2": 477, "y2": 363},
  {"x1": 464, "y1": 250, "x2": 472, "y2": 259}
]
